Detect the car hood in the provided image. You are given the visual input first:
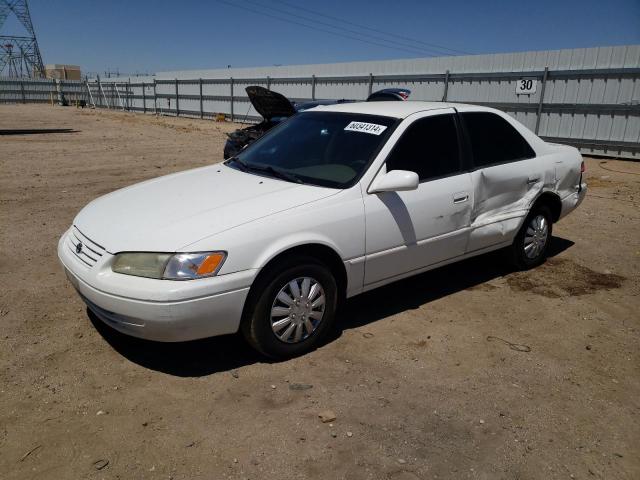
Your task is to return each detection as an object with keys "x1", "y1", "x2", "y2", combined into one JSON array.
[
  {"x1": 73, "y1": 164, "x2": 337, "y2": 253},
  {"x1": 246, "y1": 85, "x2": 296, "y2": 120}
]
